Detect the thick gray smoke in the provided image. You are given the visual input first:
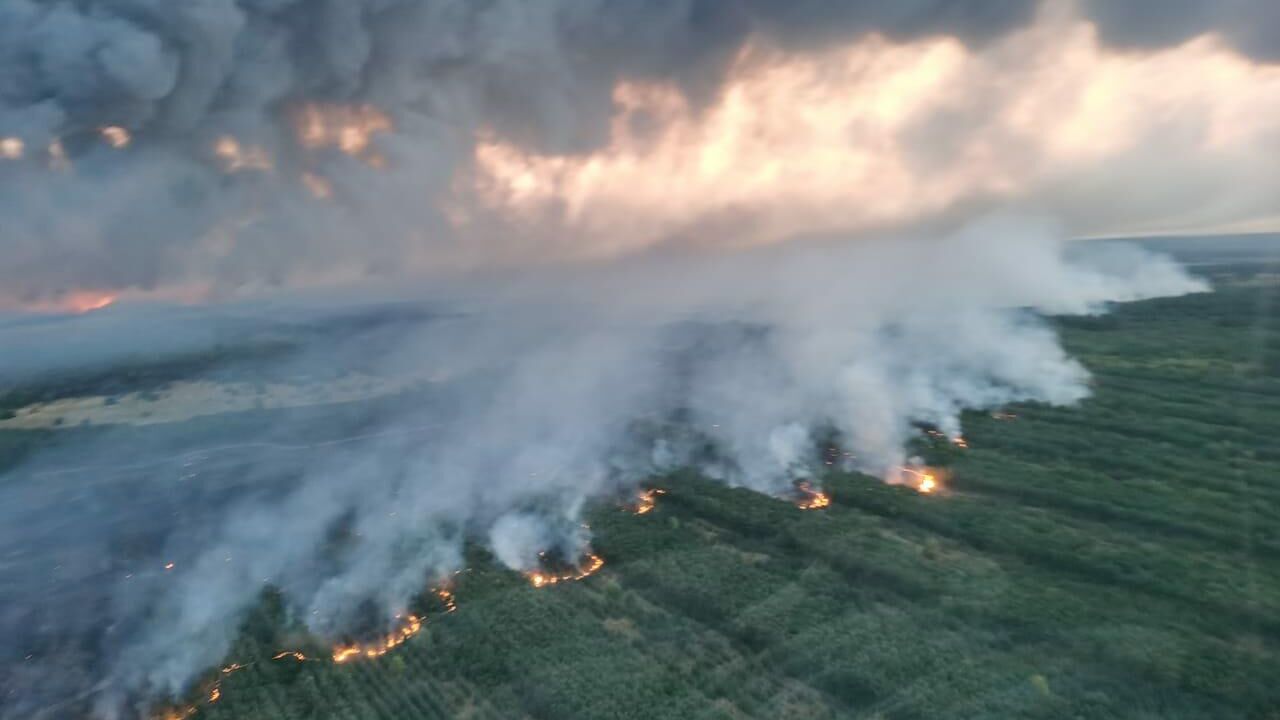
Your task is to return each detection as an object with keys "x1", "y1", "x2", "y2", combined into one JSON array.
[
  {"x1": 1083, "y1": 0, "x2": 1280, "y2": 60},
  {"x1": 0, "y1": 0, "x2": 1272, "y2": 303}
]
